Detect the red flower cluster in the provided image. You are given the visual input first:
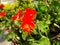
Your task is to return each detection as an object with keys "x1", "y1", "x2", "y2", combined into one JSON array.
[
  {"x1": 12, "y1": 8, "x2": 37, "y2": 33},
  {"x1": 0, "y1": 4, "x2": 4, "y2": 9},
  {"x1": 12, "y1": 10, "x2": 22, "y2": 21},
  {"x1": 20, "y1": 8, "x2": 37, "y2": 33},
  {"x1": 0, "y1": 12, "x2": 6, "y2": 17}
]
